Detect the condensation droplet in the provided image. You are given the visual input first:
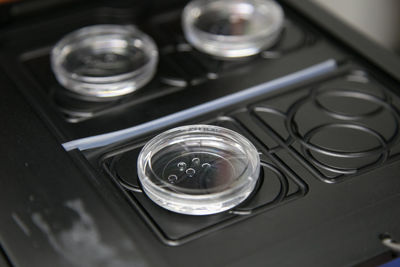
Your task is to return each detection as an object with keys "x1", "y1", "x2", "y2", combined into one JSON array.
[
  {"x1": 186, "y1": 168, "x2": 196, "y2": 177},
  {"x1": 168, "y1": 174, "x2": 178, "y2": 183},
  {"x1": 192, "y1": 157, "x2": 200, "y2": 166},
  {"x1": 177, "y1": 162, "x2": 187, "y2": 171},
  {"x1": 202, "y1": 163, "x2": 211, "y2": 168}
]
